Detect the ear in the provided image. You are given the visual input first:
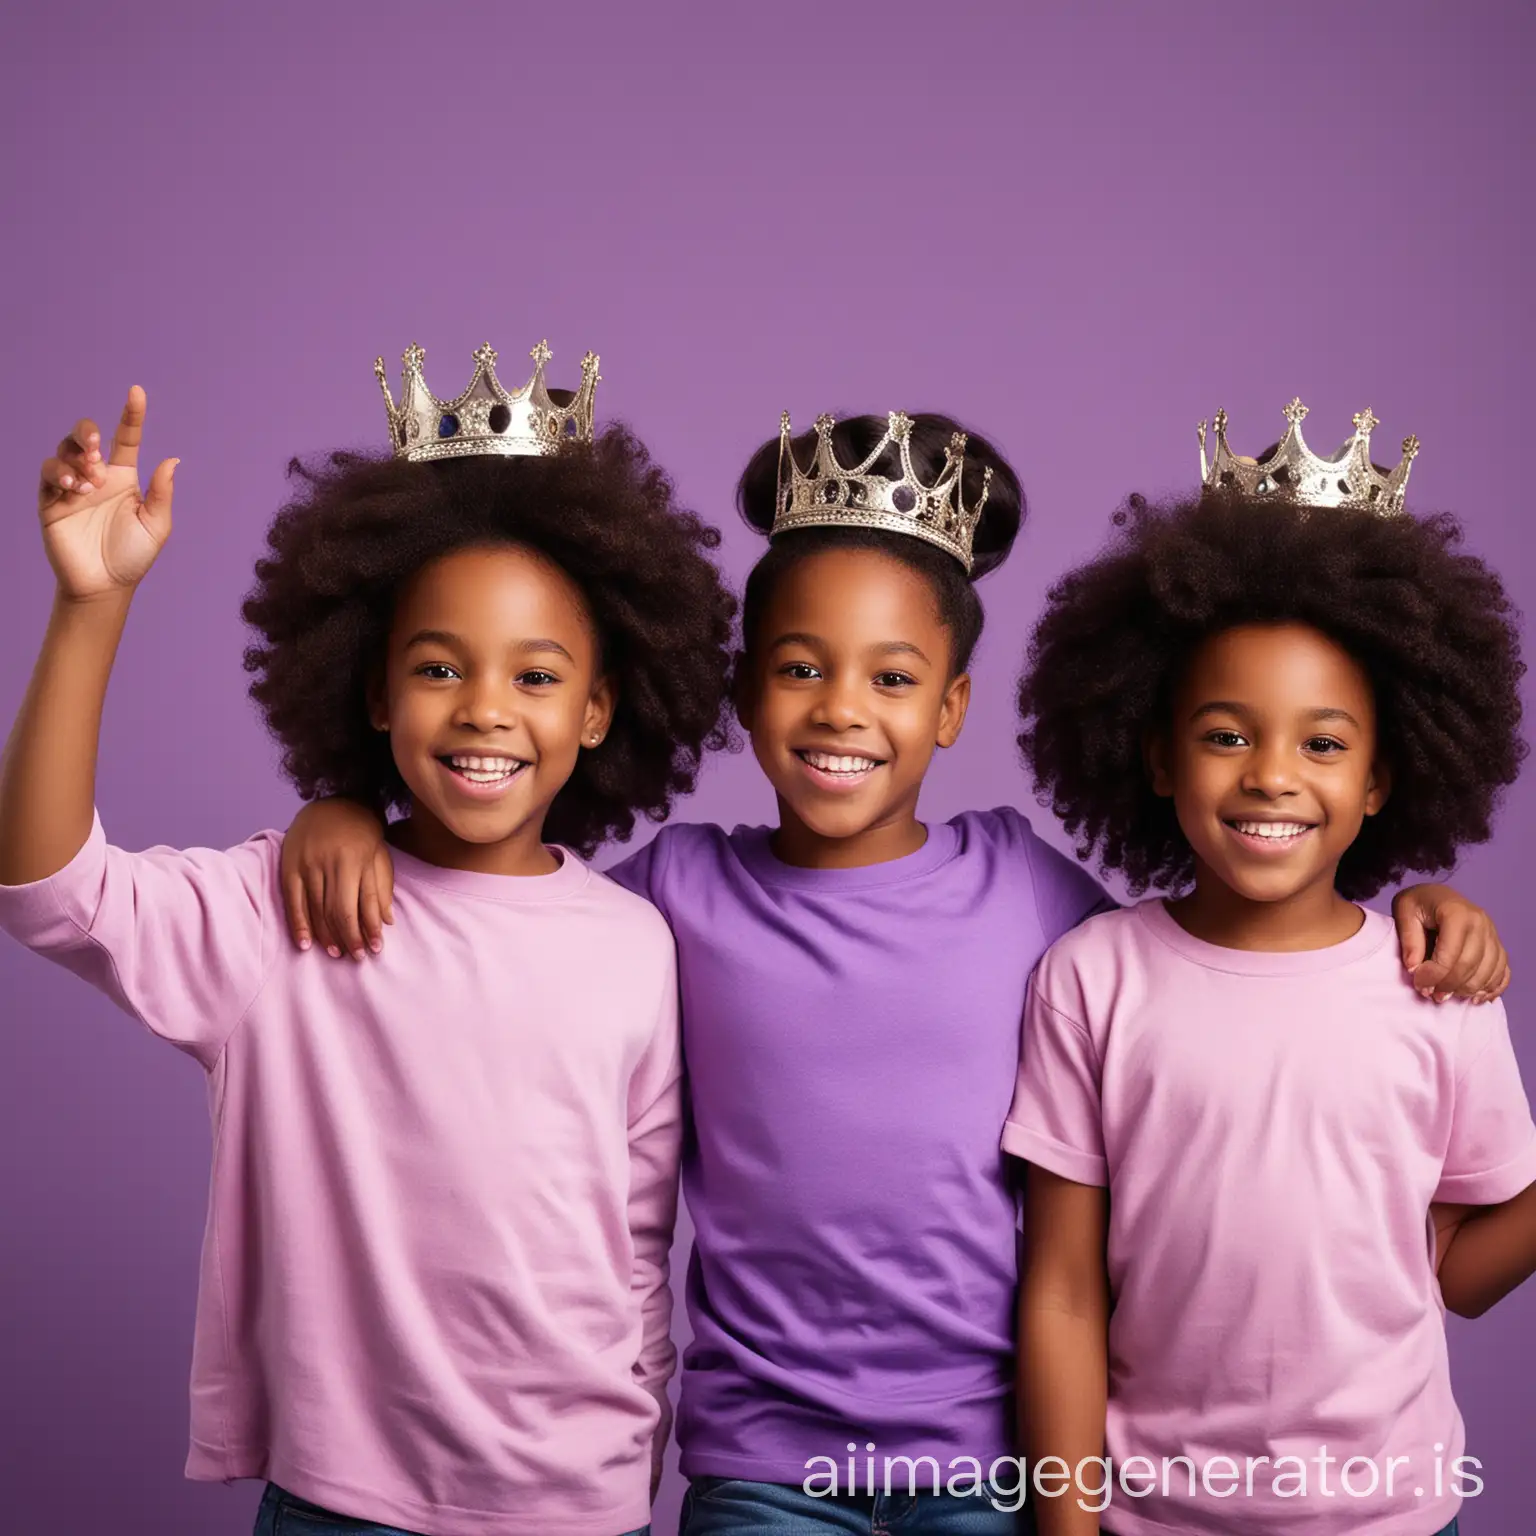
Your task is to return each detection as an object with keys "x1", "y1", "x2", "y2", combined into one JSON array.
[
  {"x1": 1364, "y1": 756, "x2": 1392, "y2": 817},
  {"x1": 936, "y1": 672, "x2": 972, "y2": 750},
  {"x1": 731, "y1": 651, "x2": 758, "y2": 734},
  {"x1": 1145, "y1": 730, "x2": 1174, "y2": 797},
  {"x1": 582, "y1": 674, "x2": 617, "y2": 749}
]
